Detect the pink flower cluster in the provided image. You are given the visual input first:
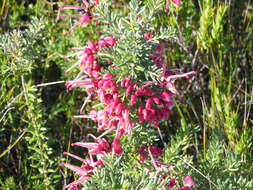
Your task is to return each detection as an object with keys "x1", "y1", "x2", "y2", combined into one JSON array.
[
  {"x1": 60, "y1": 136, "x2": 123, "y2": 189},
  {"x1": 65, "y1": 38, "x2": 133, "y2": 138},
  {"x1": 58, "y1": 1, "x2": 197, "y2": 188},
  {"x1": 60, "y1": 33, "x2": 196, "y2": 189},
  {"x1": 61, "y1": 36, "x2": 138, "y2": 189},
  {"x1": 64, "y1": 36, "x2": 116, "y2": 86},
  {"x1": 87, "y1": 72, "x2": 133, "y2": 137},
  {"x1": 121, "y1": 77, "x2": 174, "y2": 128}
]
